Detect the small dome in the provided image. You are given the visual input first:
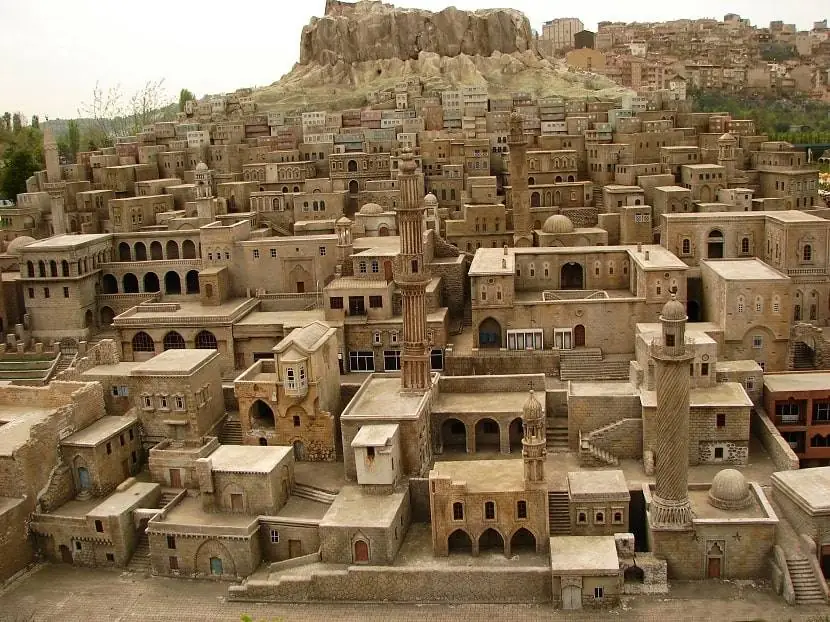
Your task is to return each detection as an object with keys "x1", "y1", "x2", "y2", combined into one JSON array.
[
  {"x1": 423, "y1": 193, "x2": 438, "y2": 207},
  {"x1": 660, "y1": 294, "x2": 687, "y2": 321},
  {"x1": 542, "y1": 214, "x2": 574, "y2": 234},
  {"x1": 708, "y1": 469, "x2": 752, "y2": 511},
  {"x1": 523, "y1": 390, "x2": 543, "y2": 420},
  {"x1": 359, "y1": 202, "x2": 384, "y2": 215},
  {"x1": 718, "y1": 132, "x2": 737, "y2": 143},
  {"x1": 6, "y1": 236, "x2": 35, "y2": 255},
  {"x1": 195, "y1": 161, "x2": 209, "y2": 172},
  {"x1": 336, "y1": 216, "x2": 352, "y2": 225}
]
